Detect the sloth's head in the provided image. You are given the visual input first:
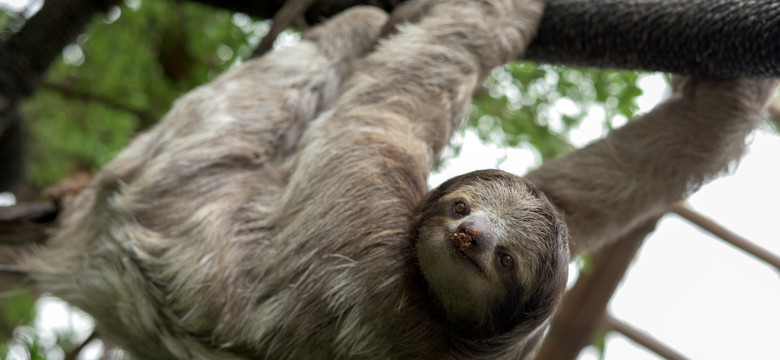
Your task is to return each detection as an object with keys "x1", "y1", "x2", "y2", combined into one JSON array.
[{"x1": 412, "y1": 169, "x2": 569, "y2": 339}]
